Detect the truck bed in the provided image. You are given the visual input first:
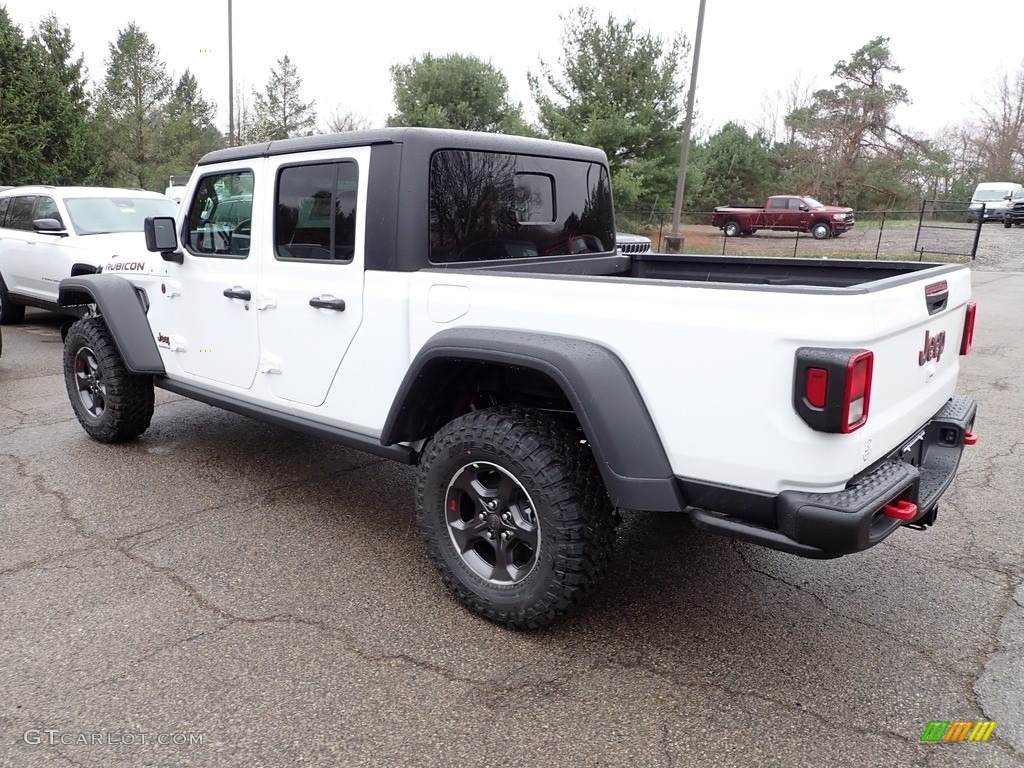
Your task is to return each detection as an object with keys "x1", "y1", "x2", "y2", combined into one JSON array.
[
  {"x1": 627, "y1": 253, "x2": 950, "y2": 289},
  {"x1": 455, "y1": 251, "x2": 958, "y2": 291},
  {"x1": 414, "y1": 249, "x2": 972, "y2": 500}
]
